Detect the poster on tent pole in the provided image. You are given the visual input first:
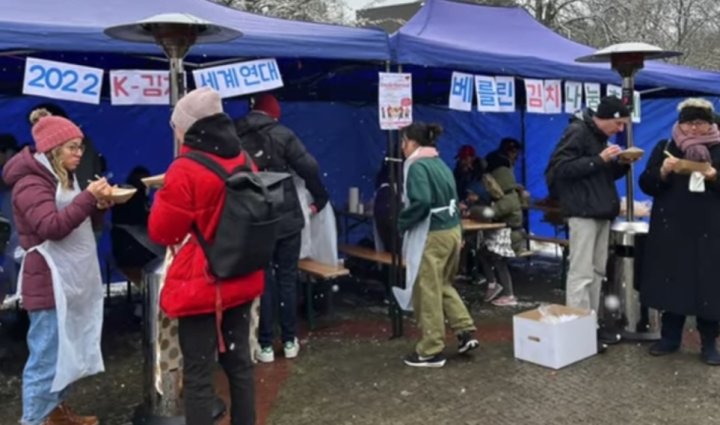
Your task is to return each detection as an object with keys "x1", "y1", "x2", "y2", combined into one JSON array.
[
  {"x1": 110, "y1": 70, "x2": 174, "y2": 105},
  {"x1": 378, "y1": 72, "x2": 413, "y2": 130},
  {"x1": 22, "y1": 57, "x2": 103, "y2": 105},
  {"x1": 192, "y1": 58, "x2": 284, "y2": 99}
]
